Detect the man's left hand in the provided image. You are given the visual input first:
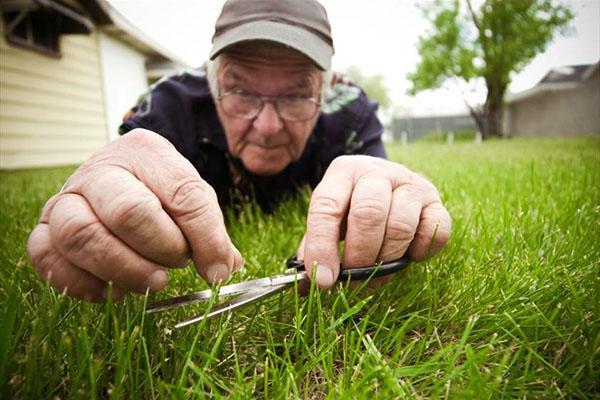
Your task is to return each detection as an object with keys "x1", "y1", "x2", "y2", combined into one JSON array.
[{"x1": 300, "y1": 155, "x2": 451, "y2": 287}]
